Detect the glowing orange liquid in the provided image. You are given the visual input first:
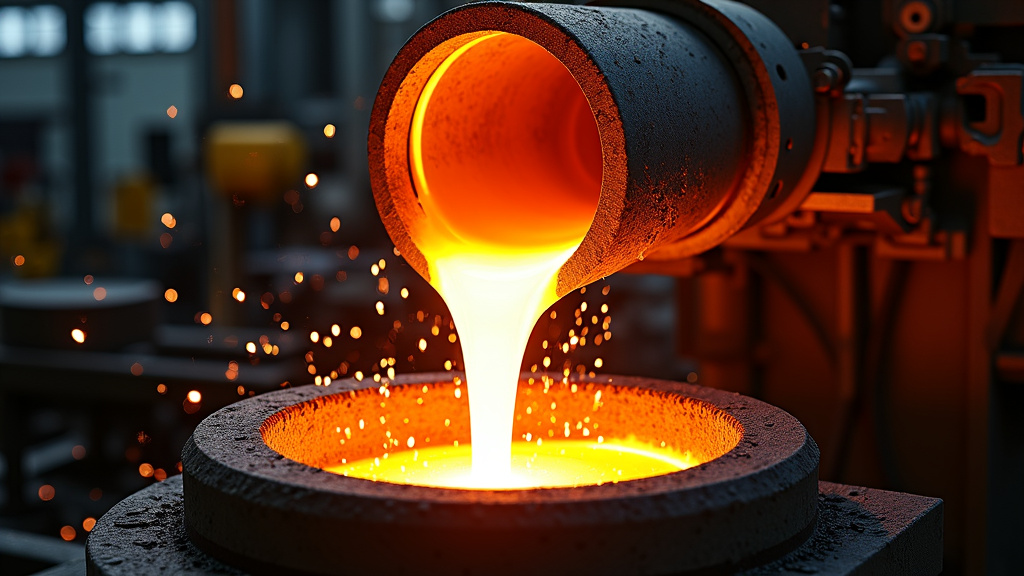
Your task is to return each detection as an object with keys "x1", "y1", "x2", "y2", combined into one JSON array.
[
  {"x1": 329, "y1": 439, "x2": 698, "y2": 490},
  {"x1": 341, "y1": 33, "x2": 688, "y2": 489}
]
